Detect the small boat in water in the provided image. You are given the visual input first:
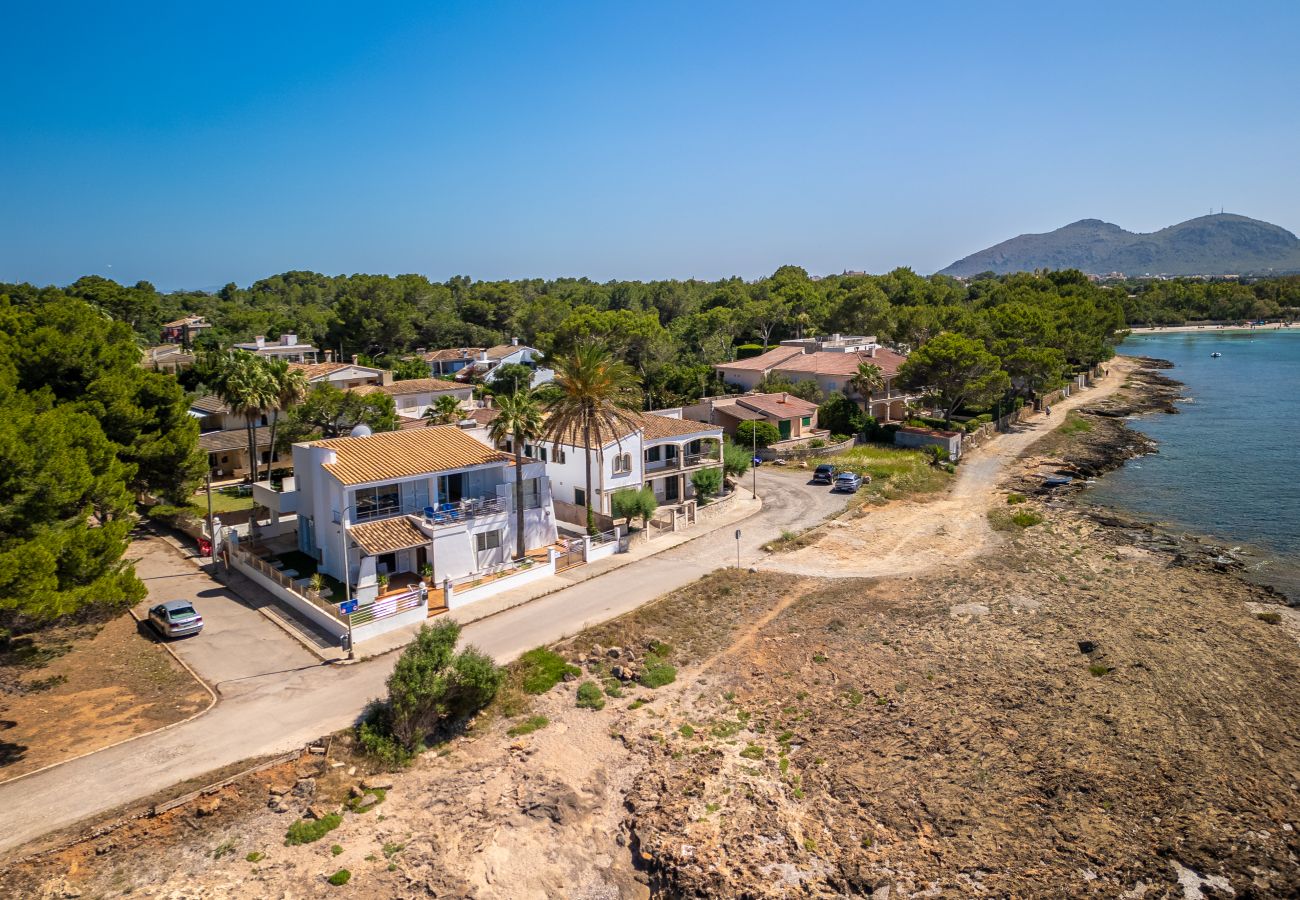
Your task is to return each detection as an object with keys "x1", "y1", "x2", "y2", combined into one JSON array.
[{"x1": 1210, "y1": 352, "x2": 1222, "y2": 358}]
